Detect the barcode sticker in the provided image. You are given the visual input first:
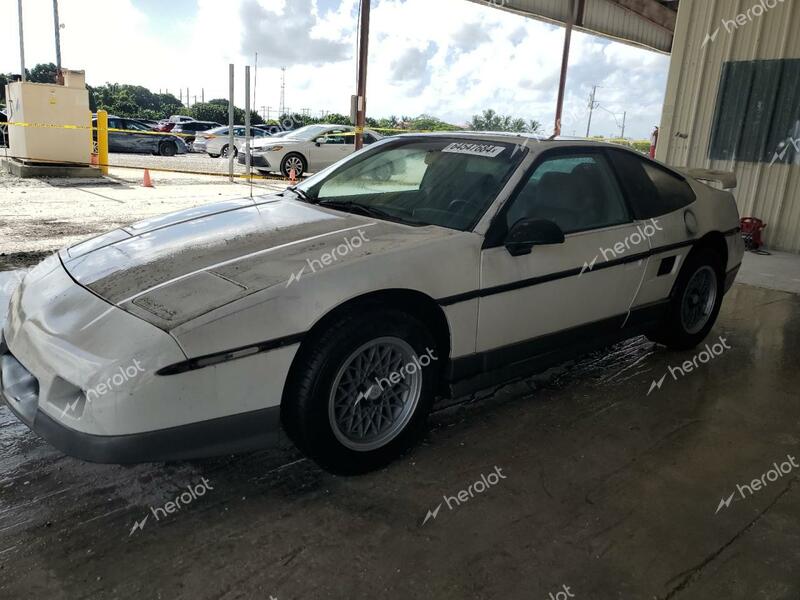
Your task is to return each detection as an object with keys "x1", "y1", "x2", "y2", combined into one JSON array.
[{"x1": 442, "y1": 142, "x2": 505, "y2": 158}]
